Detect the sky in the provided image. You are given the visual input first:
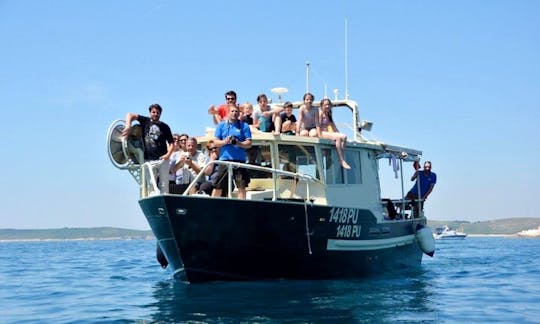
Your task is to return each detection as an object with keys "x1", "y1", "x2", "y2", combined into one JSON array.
[{"x1": 1, "y1": 0, "x2": 538, "y2": 230}]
